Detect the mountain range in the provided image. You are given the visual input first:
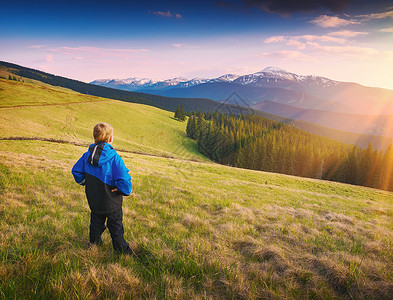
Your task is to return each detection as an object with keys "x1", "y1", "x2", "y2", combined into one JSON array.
[
  {"x1": 91, "y1": 67, "x2": 393, "y2": 116},
  {"x1": 91, "y1": 67, "x2": 393, "y2": 137}
]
